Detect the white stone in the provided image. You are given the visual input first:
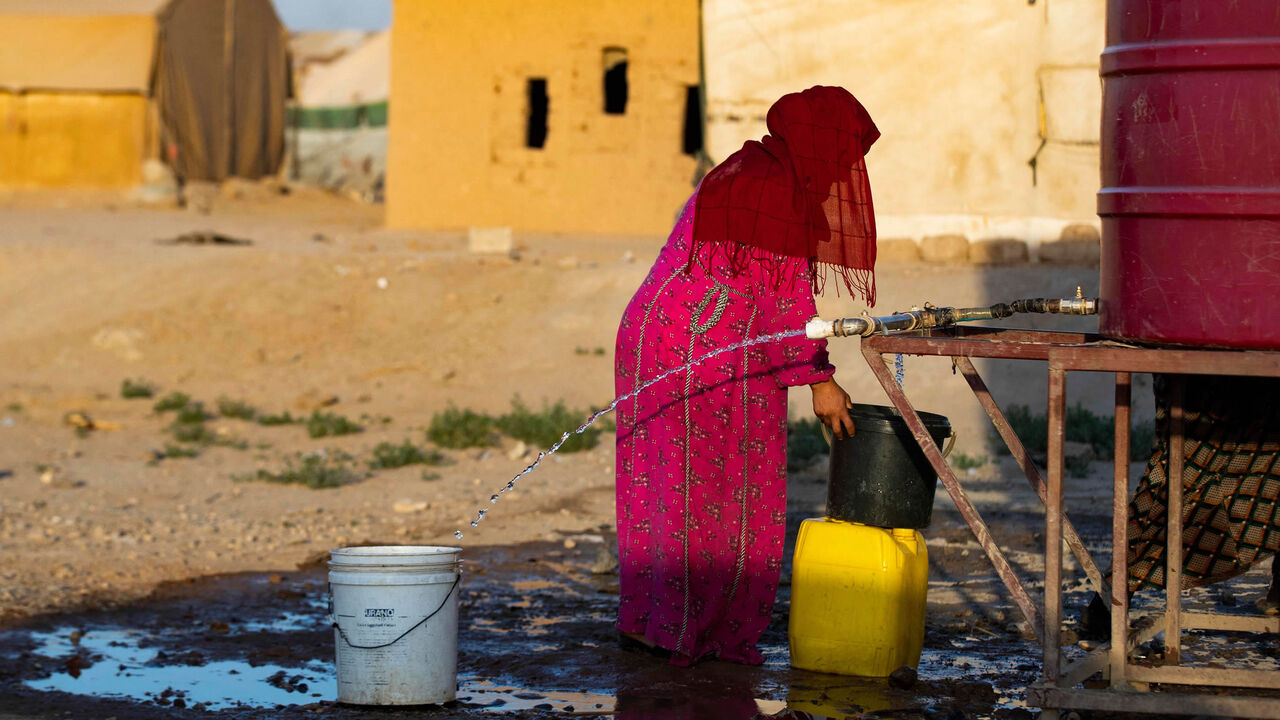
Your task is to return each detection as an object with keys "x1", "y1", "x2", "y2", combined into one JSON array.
[
  {"x1": 467, "y1": 227, "x2": 514, "y2": 254},
  {"x1": 393, "y1": 499, "x2": 428, "y2": 514}
]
